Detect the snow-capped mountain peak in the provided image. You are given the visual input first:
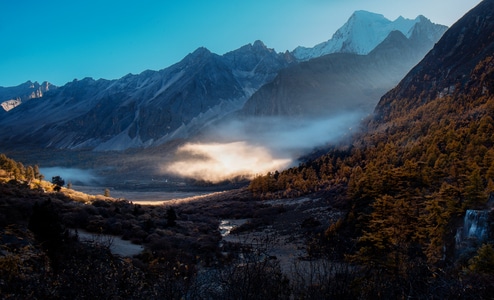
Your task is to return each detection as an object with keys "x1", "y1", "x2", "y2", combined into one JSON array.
[
  {"x1": 0, "y1": 81, "x2": 56, "y2": 112},
  {"x1": 292, "y1": 10, "x2": 445, "y2": 61}
]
